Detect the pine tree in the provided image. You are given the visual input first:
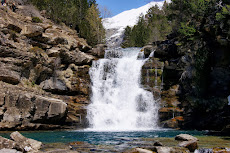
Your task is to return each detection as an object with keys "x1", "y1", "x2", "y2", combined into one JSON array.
[{"x1": 84, "y1": 4, "x2": 105, "y2": 46}]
